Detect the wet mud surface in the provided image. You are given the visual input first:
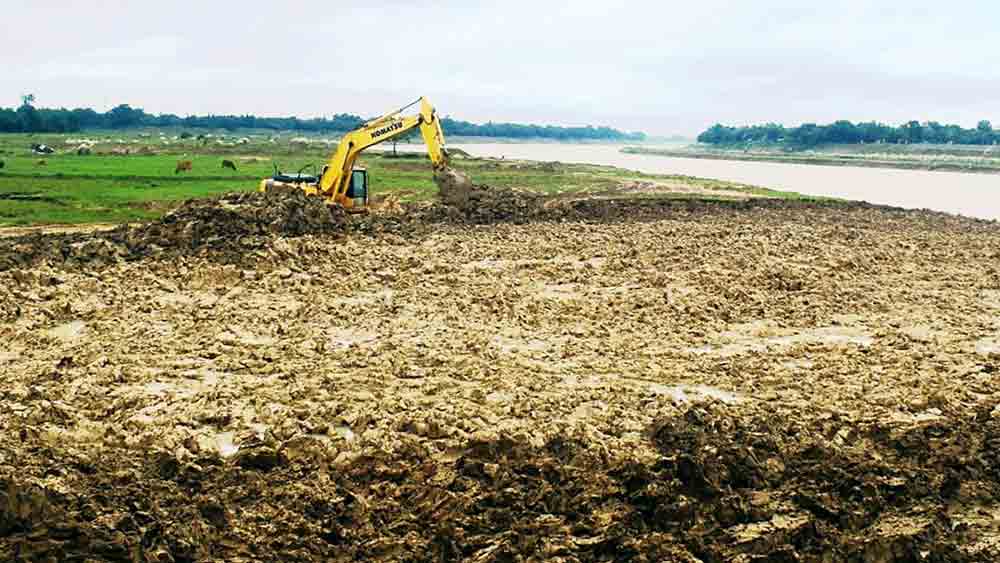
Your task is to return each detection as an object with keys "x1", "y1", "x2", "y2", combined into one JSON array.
[{"x1": 2, "y1": 192, "x2": 1000, "y2": 561}]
